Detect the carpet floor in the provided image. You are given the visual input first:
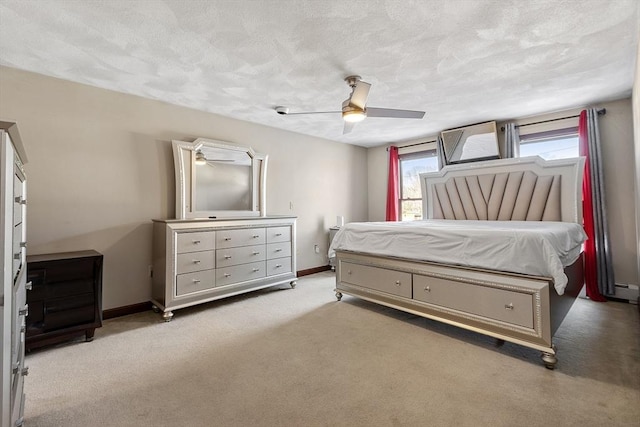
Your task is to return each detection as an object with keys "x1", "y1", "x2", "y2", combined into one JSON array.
[{"x1": 24, "y1": 272, "x2": 640, "y2": 426}]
